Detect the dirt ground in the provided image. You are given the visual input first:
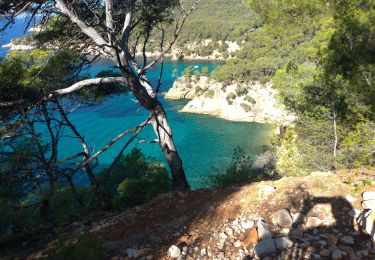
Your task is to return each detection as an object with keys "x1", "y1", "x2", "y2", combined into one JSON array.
[{"x1": 87, "y1": 169, "x2": 375, "y2": 259}]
